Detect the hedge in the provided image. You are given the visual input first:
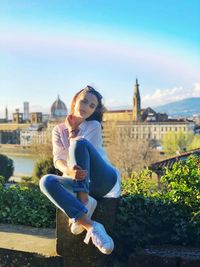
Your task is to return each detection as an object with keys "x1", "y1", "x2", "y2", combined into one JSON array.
[
  {"x1": 0, "y1": 183, "x2": 55, "y2": 228},
  {"x1": 0, "y1": 155, "x2": 199, "y2": 260}
]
